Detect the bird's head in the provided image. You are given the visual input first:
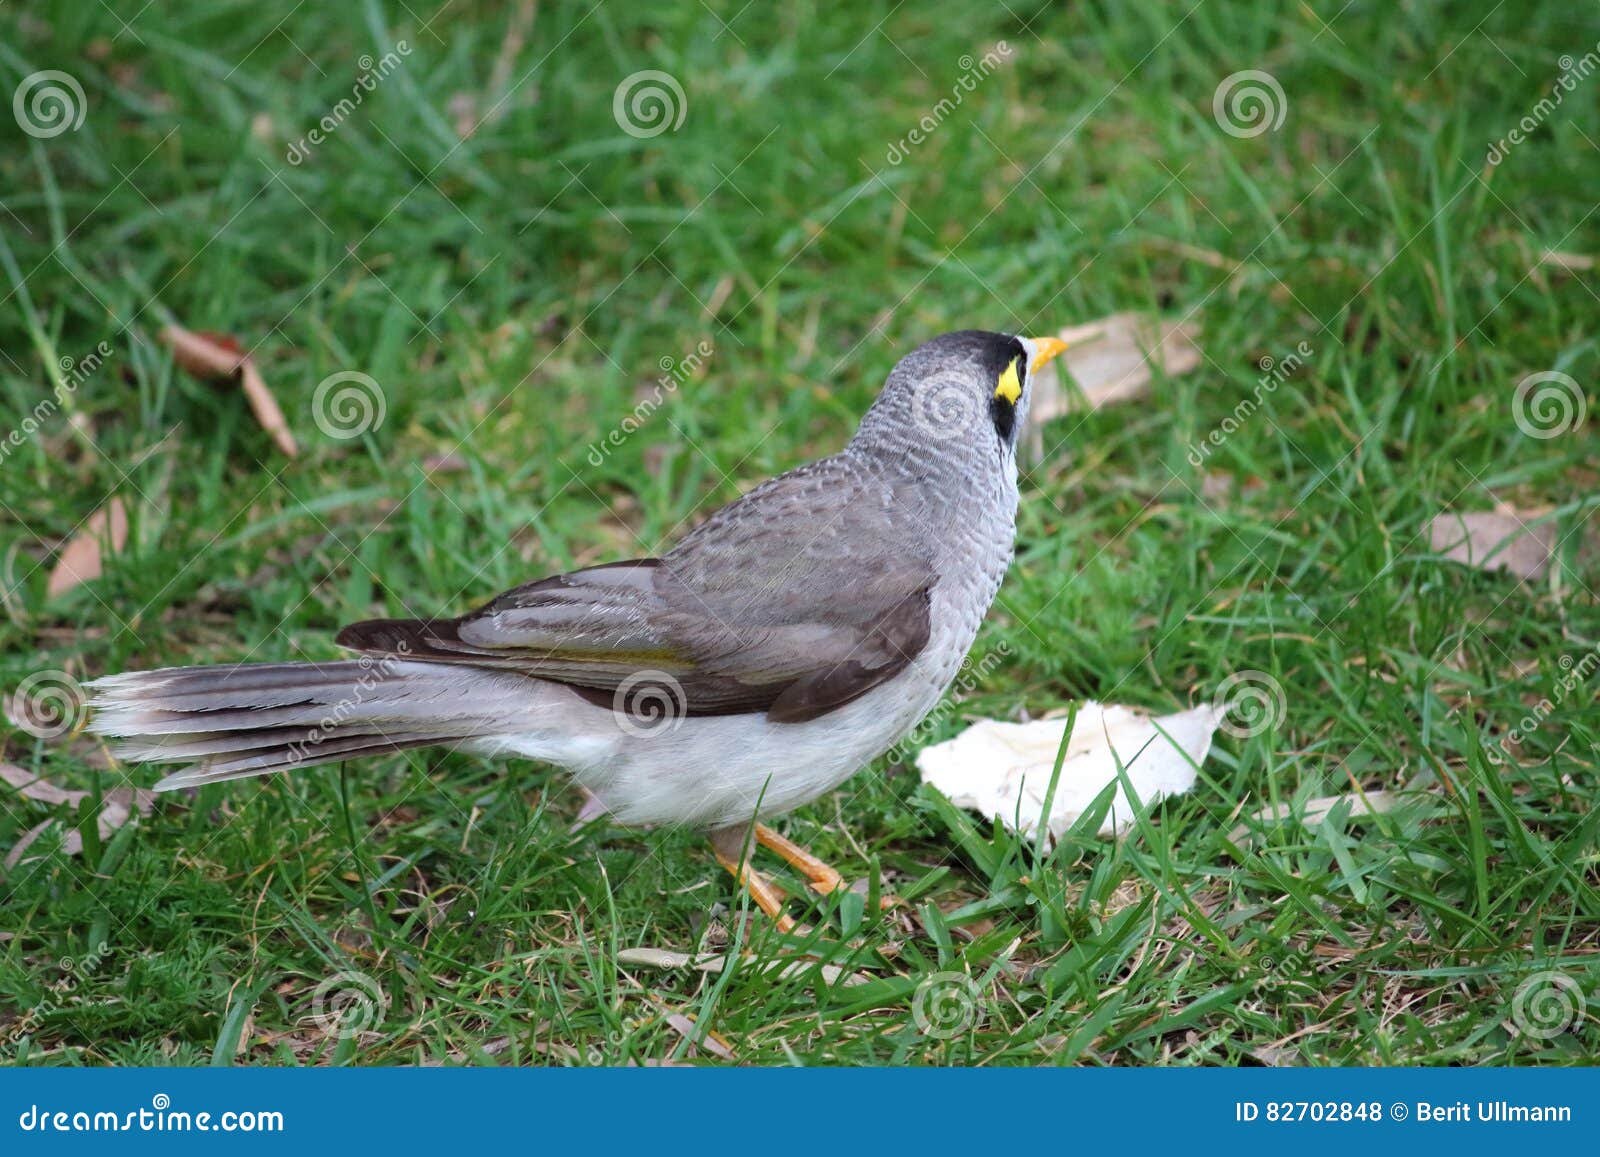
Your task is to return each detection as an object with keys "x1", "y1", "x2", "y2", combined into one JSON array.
[{"x1": 857, "y1": 329, "x2": 1070, "y2": 459}]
